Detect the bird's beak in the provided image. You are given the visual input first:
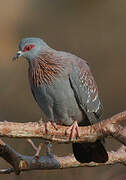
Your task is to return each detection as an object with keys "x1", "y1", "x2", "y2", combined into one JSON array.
[{"x1": 12, "y1": 51, "x2": 23, "y2": 61}]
